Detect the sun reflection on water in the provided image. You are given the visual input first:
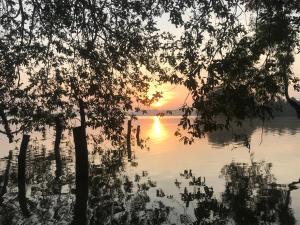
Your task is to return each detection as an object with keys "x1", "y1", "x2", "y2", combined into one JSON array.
[{"x1": 147, "y1": 116, "x2": 168, "y2": 143}]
